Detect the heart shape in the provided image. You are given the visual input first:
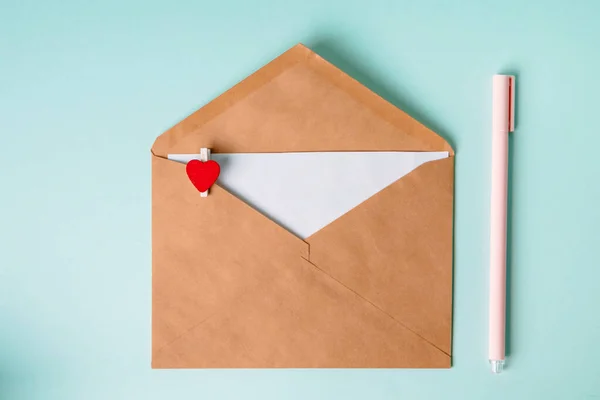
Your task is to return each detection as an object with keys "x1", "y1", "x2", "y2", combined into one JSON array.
[{"x1": 186, "y1": 159, "x2": 221, "y2": 192}]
